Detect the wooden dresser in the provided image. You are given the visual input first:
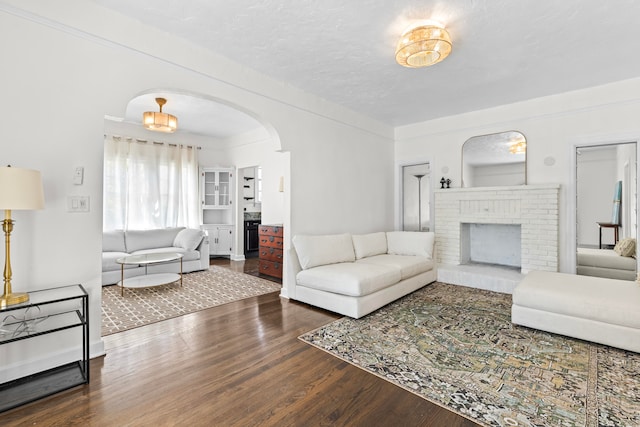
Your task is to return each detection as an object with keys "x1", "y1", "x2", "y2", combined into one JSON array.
[{"x1": 258, "y1": 224, "x2": 284, "y2": 279}]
